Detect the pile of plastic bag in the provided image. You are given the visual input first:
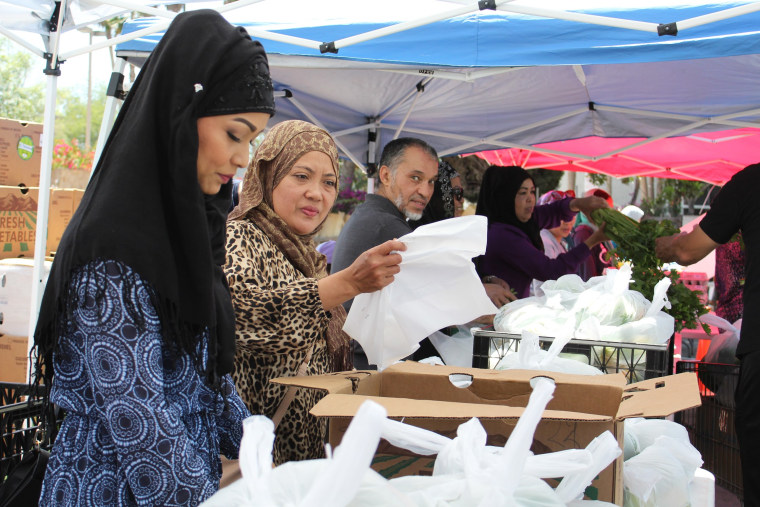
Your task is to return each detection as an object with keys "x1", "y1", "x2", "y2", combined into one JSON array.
[
  {"x1": 202, "y1": 377, "x2": 622, "y2": 506},
  {"x1": 623, "y1": 418, "x2": 704, "y2": 506},
  {"x1": 494, "y1": 265, "x2": 675, "y2": 345}
]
